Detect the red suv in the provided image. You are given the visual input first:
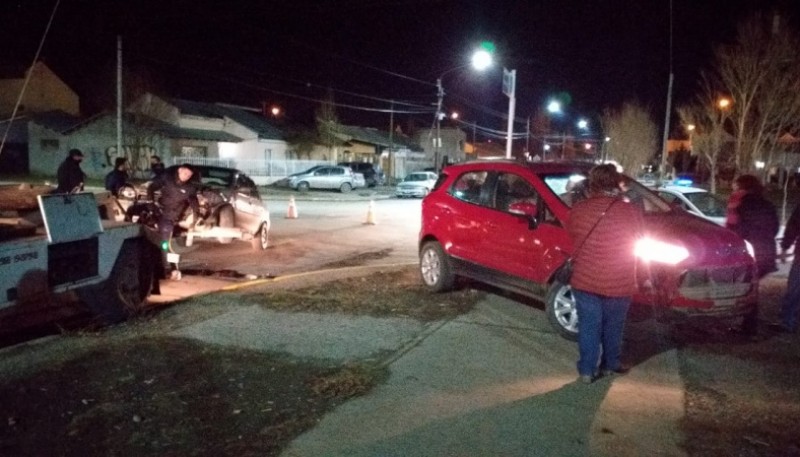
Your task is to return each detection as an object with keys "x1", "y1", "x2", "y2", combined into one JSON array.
[{"x1": 419, "y1": 160, "x2": 758, "y2": 340}]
